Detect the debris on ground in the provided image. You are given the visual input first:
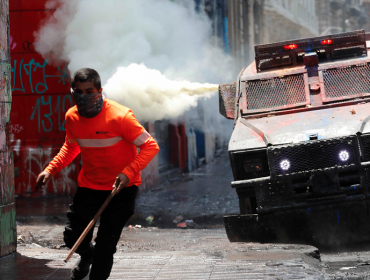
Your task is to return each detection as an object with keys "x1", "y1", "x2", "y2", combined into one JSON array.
[
  {"x1": 145, "y1": 215, "x2": 154, "y2": 224},
  {"x1": 150, "y1": 187, "x2": 163, "y2": 192},
  {"x1": 173, "y1": 215, "x2": 183, "y2": 224},
  {"x1": 350, "y1": 109, "x2": 356, "y2": 114},
  {"x1": 134, "y1": 225, "x2": 142, "y2": 228},
  {"x1": 184, "y1": 220, "x2": 196, "y2": 228},
  {"x1": 177, "y1": 222, "x2": 187, "y2": 228},
  {"x1": 17, "y1": 235, "x2": 26, "y2": 243},
  {"x1": 339, "y1": 266, "x2": 356, "y2": 270}
]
